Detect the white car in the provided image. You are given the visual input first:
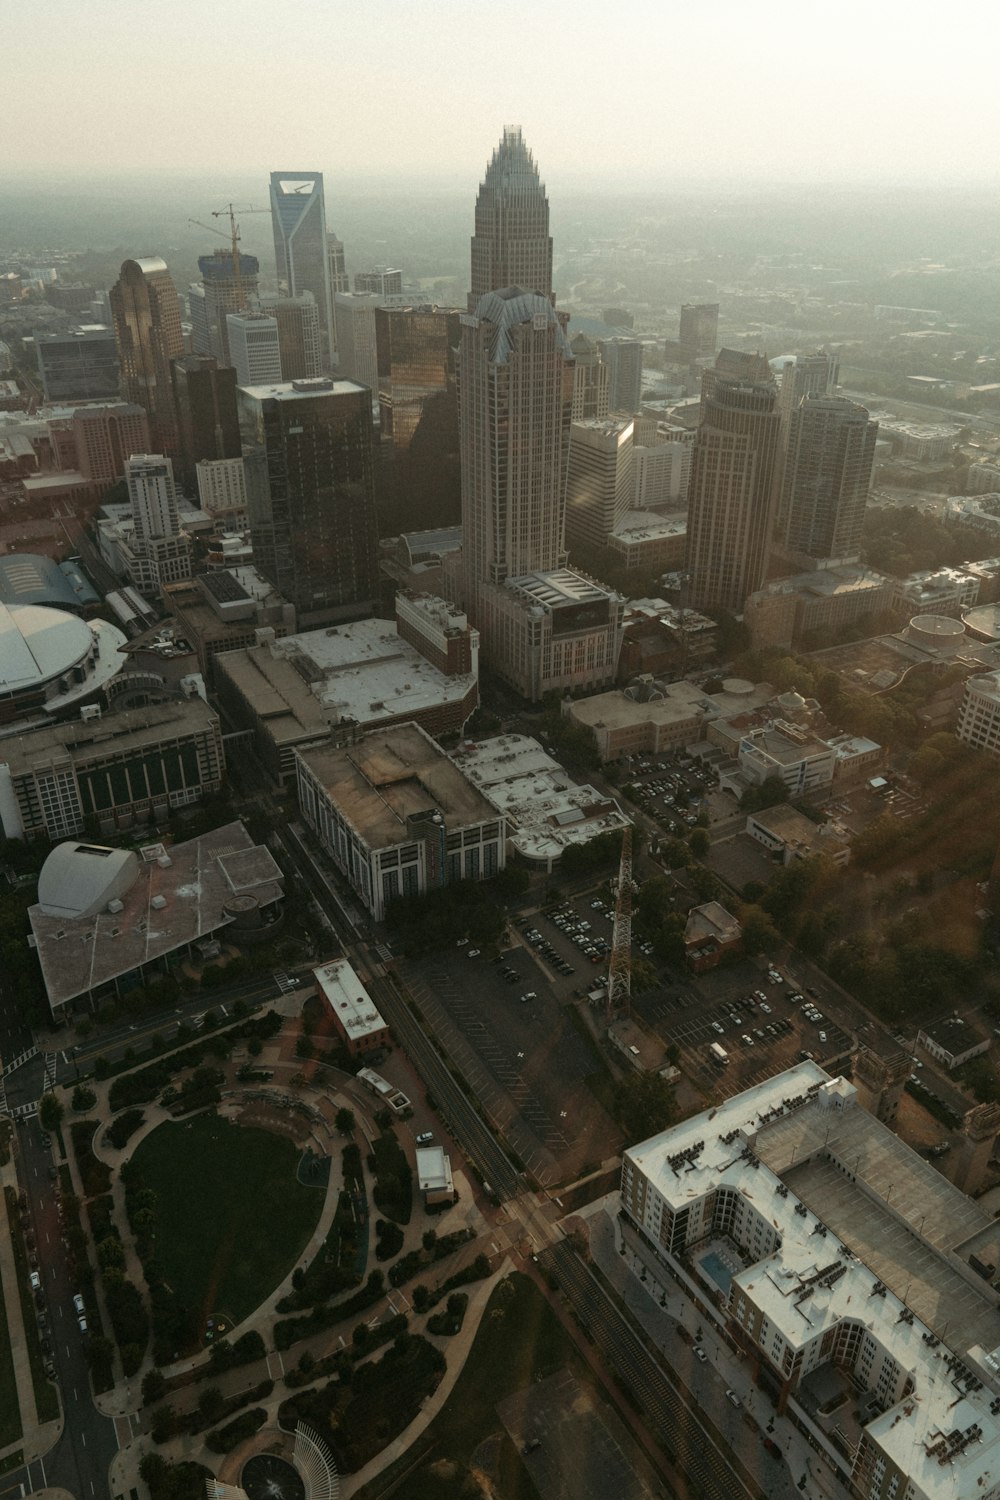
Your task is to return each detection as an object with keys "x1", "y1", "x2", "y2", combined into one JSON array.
[
  {"x1": 759, "y1": 1002, "x2": 771, "y2": 1014},
  {"x1": 818, "y1": 1031, "x2": 828, "y2": 1043},
  {"x1": 72, "y1": 1293, "x2": 85, "y2": 1316},
  {"x1": 29, "y1": 1271, "x2": 40, "y2": 1292},
  {"x1": 726, "y1": 1389, "x2": 742, "y2": 1408},
  {"x1": 695, "y1": 1346, "x2": 708, "y2": 1362},
  {"x1": 467, "y1": 949, "x2": 481, "y2": 958},
  {"x1": 712, "y1": 1021, "x2": 725, "y2": 1034}
]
